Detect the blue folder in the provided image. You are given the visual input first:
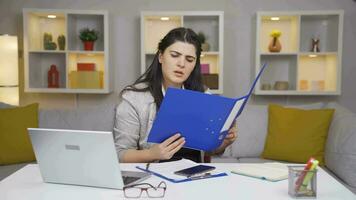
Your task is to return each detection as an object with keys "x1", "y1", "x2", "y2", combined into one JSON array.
[{"x1": 147, "y1": 63, "x2": 268, "y2": 151}]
